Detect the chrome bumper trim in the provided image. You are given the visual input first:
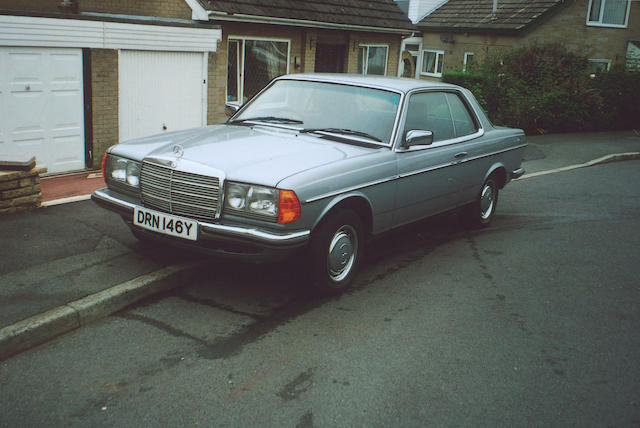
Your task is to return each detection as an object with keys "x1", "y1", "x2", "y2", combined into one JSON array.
[
  {"x1": 92, "y1": 188, "x2": 310, "y2": 246},
  {"x1": 511, "y1": 168, "x2": 526, "y2": 179}
]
